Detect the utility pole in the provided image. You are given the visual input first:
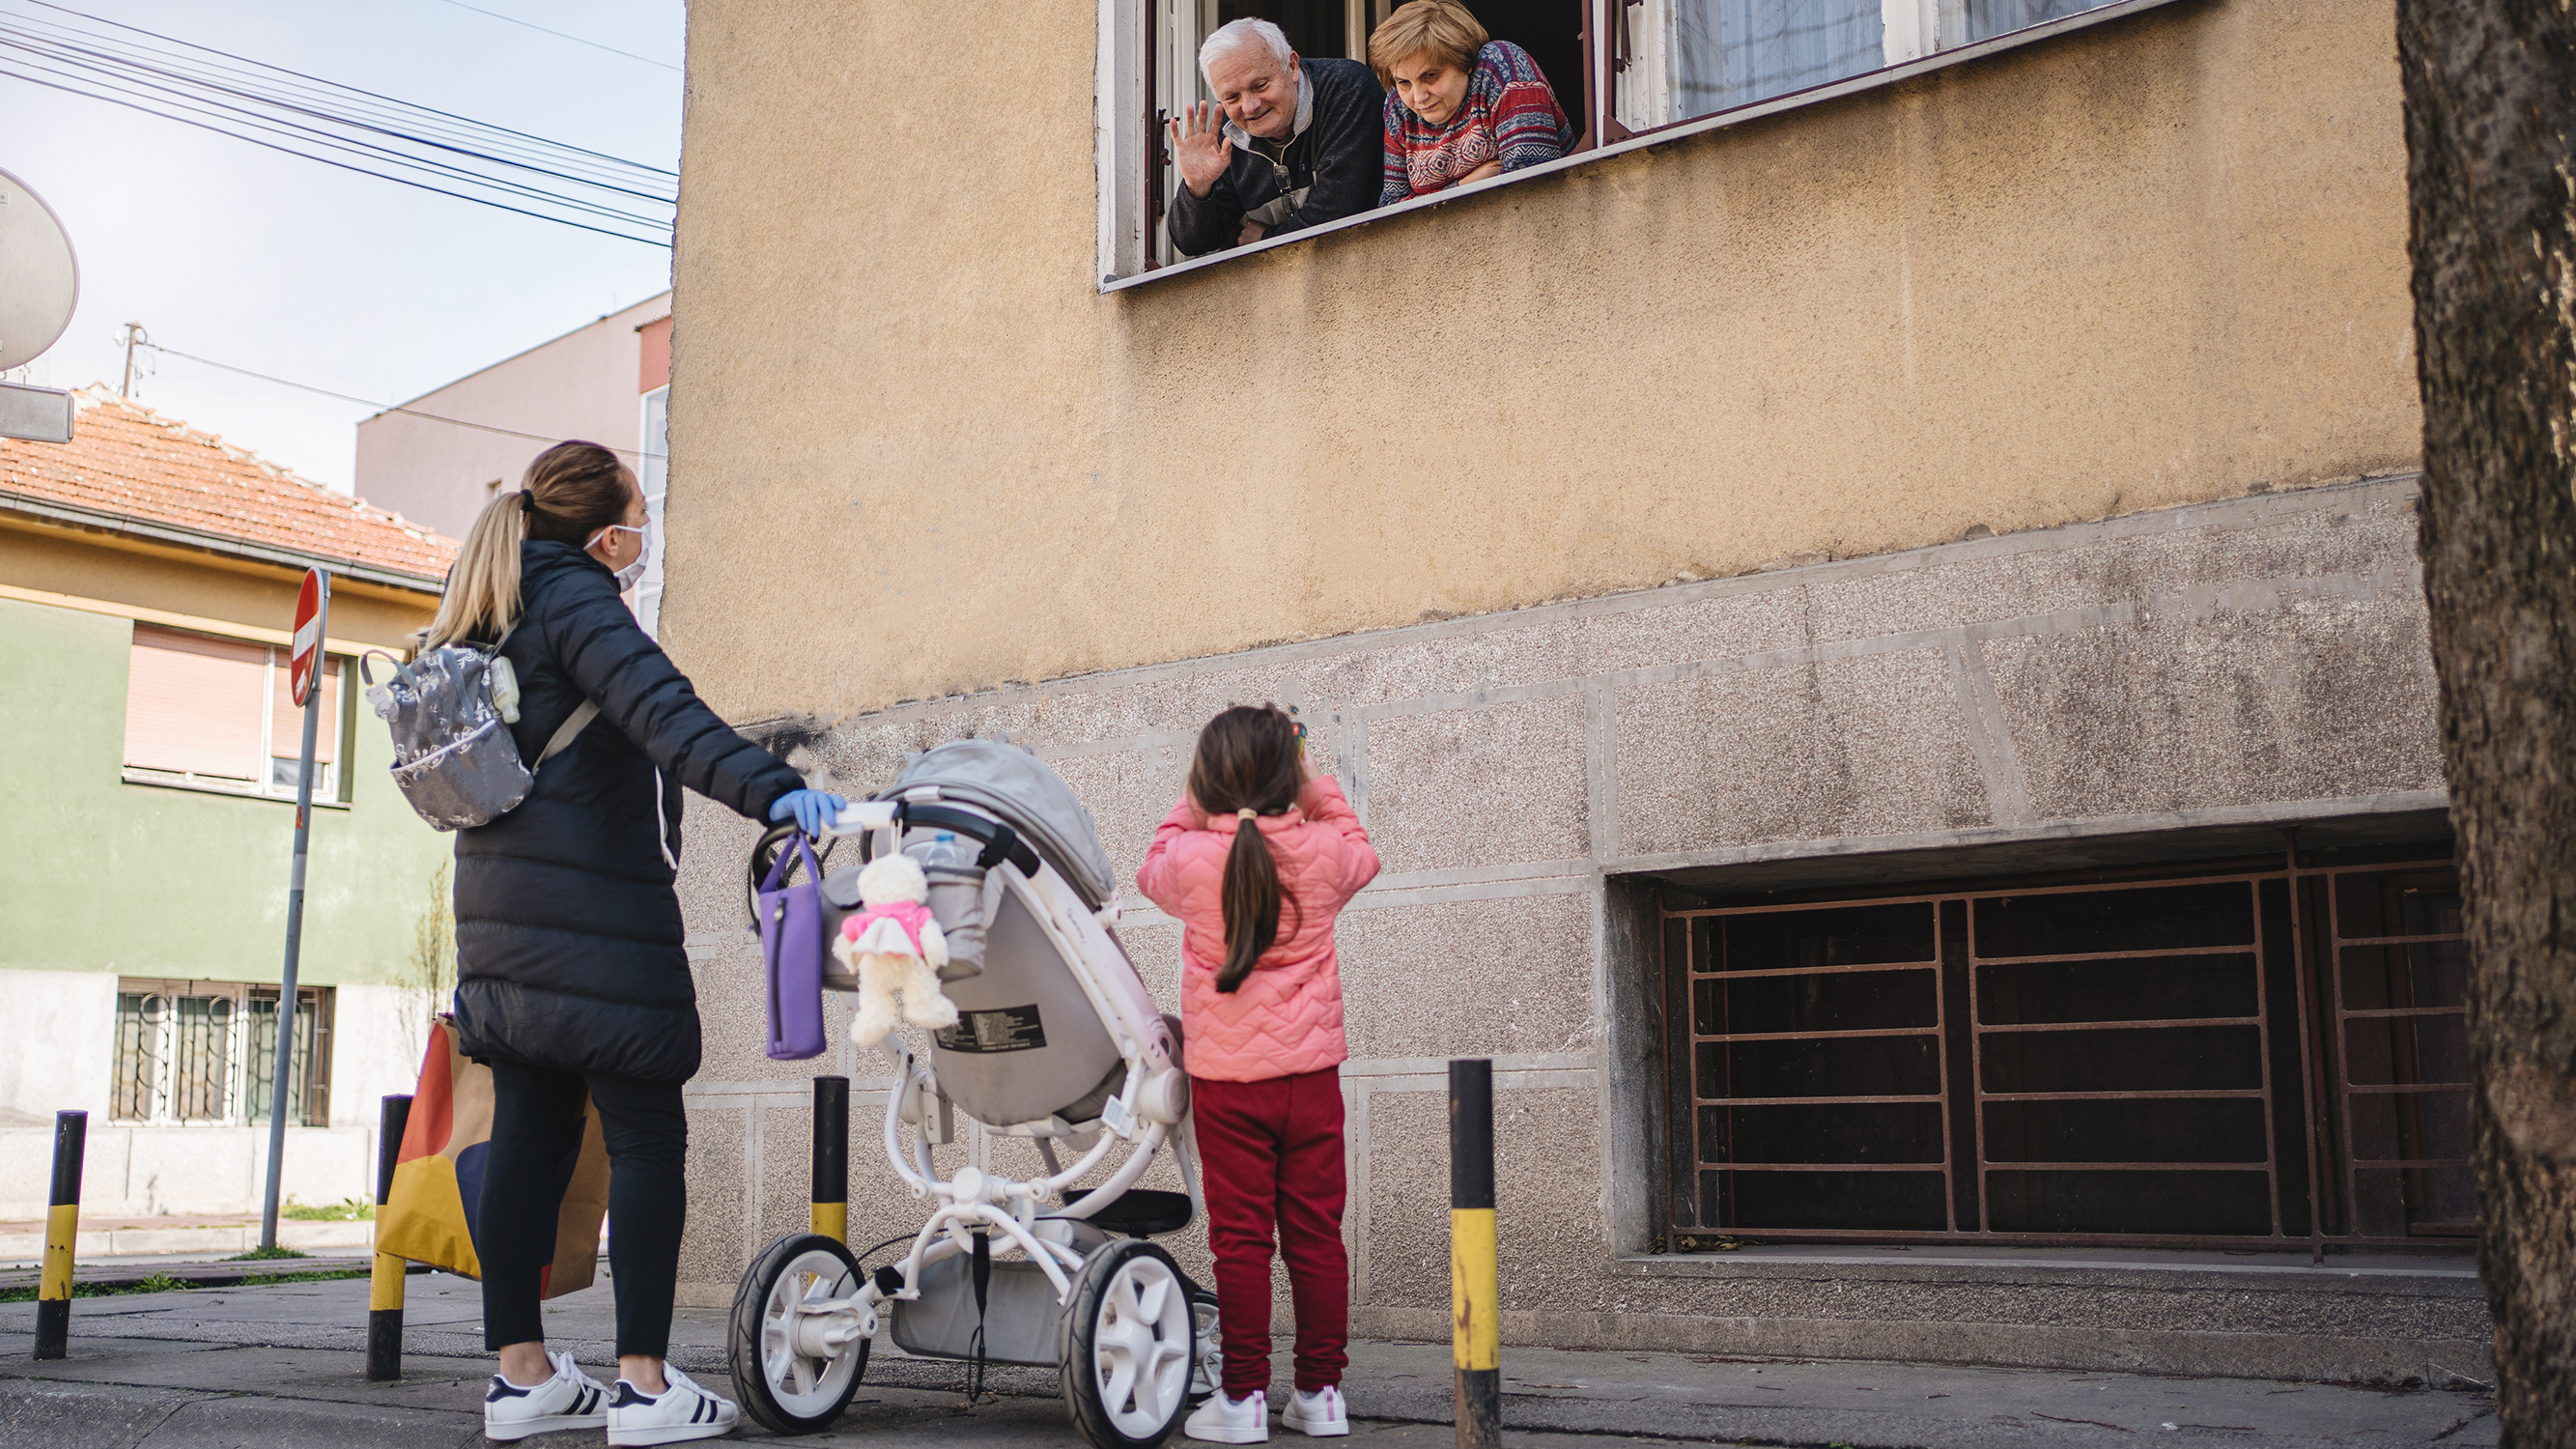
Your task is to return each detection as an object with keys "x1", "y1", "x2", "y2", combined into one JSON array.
[{"x1": 119, "y1": 322, "x2": 145, "y2": 396}]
